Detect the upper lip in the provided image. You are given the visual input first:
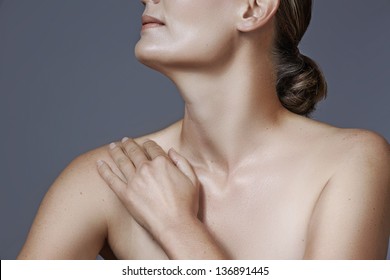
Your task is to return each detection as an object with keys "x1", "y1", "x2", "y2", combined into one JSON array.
[{"x1": 142, "y1": 15, "x2": 165, "y2": 25}]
